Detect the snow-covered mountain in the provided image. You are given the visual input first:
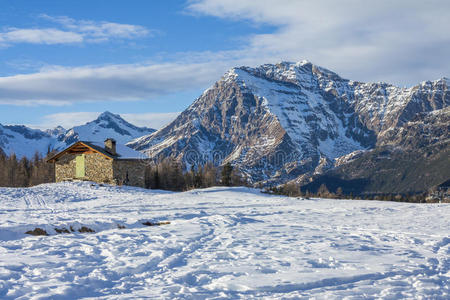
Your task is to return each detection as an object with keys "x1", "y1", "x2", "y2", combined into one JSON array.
[
  {"x1": 0, "y1": 111, "x2": 155, "y2": 158},
  {"x1": 304, "y1": 105, "x2": 450, "y2": 194},
  {"x1": 45, "y1": 126, "x2": 66, "y2": 137},
  {"x1": 55, "y1": 111, "x2": 155, "y2": 147},
  {"x1": 0, "y1": 124, "x2": 56, "y2": 159},
  {"x1": 128, "y1": 61, "x2": 449, "y2": 184}
]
